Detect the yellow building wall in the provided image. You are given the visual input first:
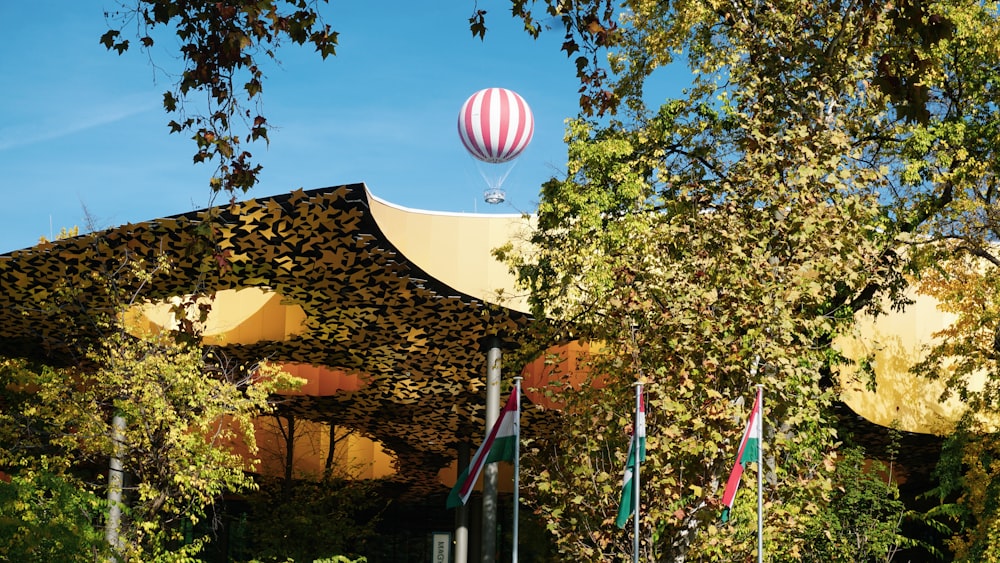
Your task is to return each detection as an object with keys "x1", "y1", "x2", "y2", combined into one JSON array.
[
  {"x1": 836, "y1": 287, "x2": 974, "y2": 435},
  {"x1": 253, "y1": 417, "x2": 395, "y2": 480},
  {"x1": 128, "y1": 287, "x2": 306, "y2": 344},
  {"x1": 129, "y1": 288, "x2": 394, "y2": 482}
]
